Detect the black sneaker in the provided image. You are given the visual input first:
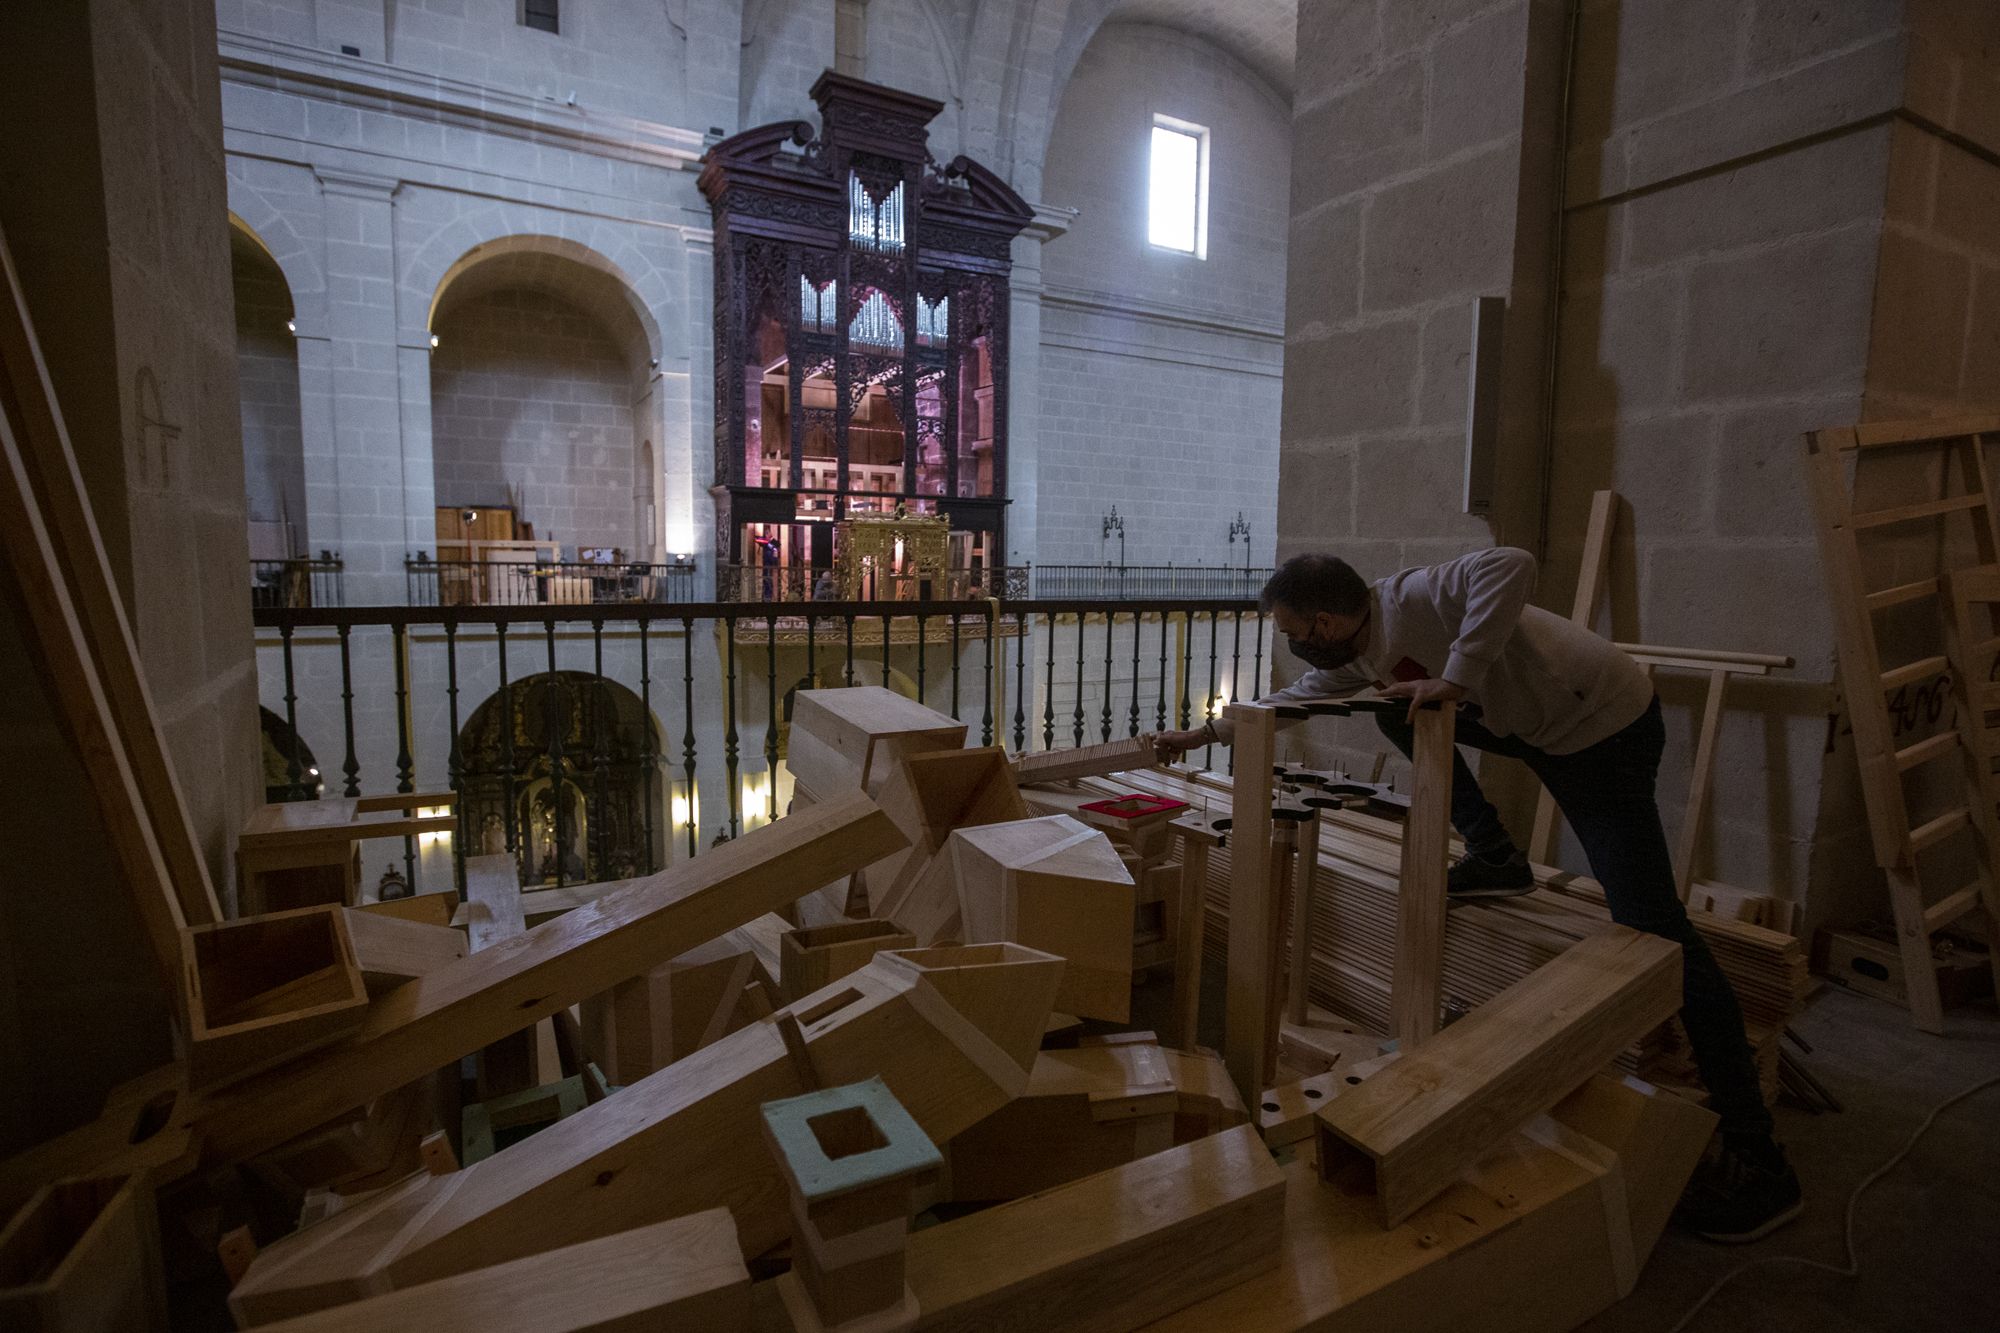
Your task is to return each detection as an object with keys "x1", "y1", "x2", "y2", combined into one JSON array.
[
  {"x1": 1673, "y1": 1140, "x2": 1803, "y2": 1244},
  {"x1": 1446, "y1": 848, "x2": 1535, "y2": 899}
]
